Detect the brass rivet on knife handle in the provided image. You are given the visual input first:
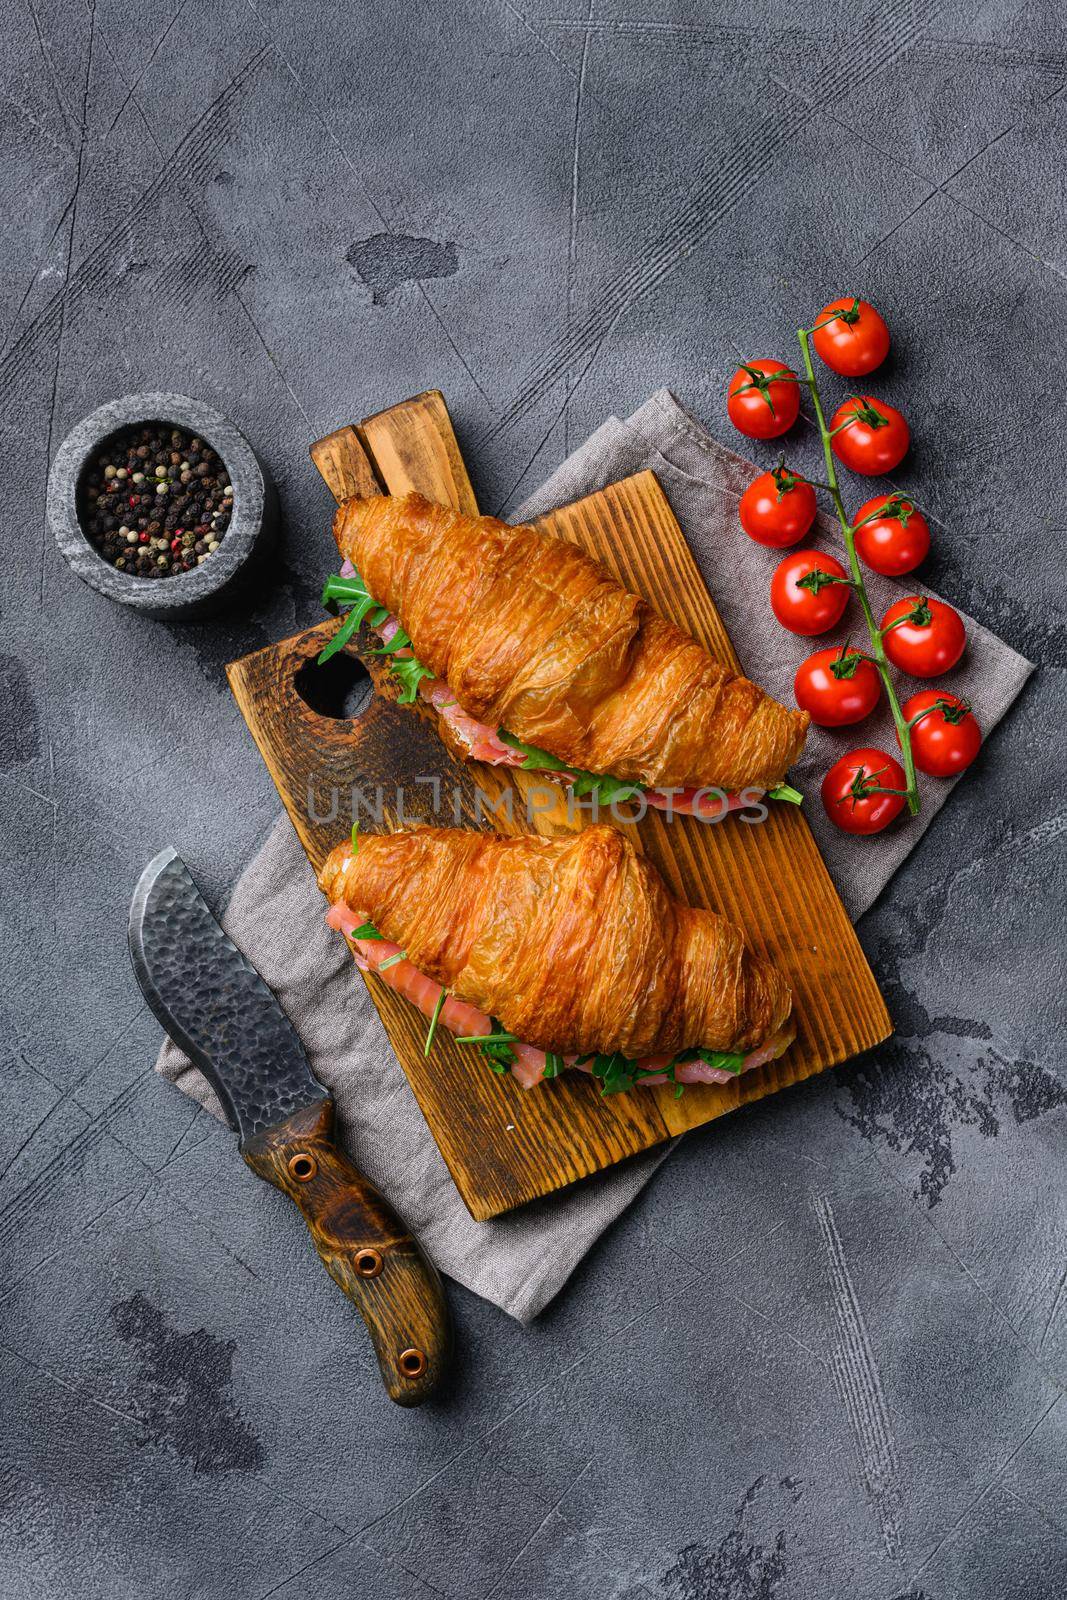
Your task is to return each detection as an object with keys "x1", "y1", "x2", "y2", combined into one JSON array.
[
  {"x1": 243, "y1": 1098, "x2": 451, "y2": 1406},
  {"x1": 309, "y1": 425, "x2": 382, "y2": 504}
]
